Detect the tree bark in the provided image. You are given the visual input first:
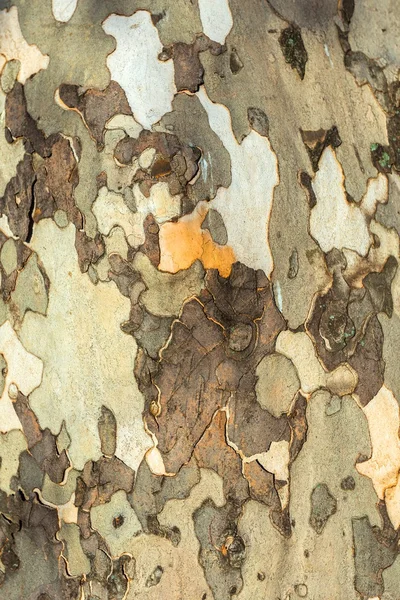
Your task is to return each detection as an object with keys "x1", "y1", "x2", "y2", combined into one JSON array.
[{"x1": 0, "y1": 0, "x2": 400, "y2": 599}]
